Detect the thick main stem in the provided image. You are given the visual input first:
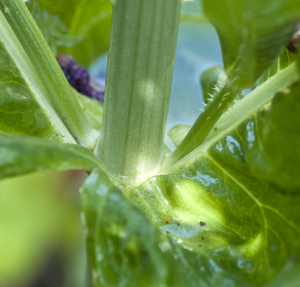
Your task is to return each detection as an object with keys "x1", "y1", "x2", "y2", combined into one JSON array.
[{"x1": 96, "y1": 0, "x2": 182, "y2": 184}]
